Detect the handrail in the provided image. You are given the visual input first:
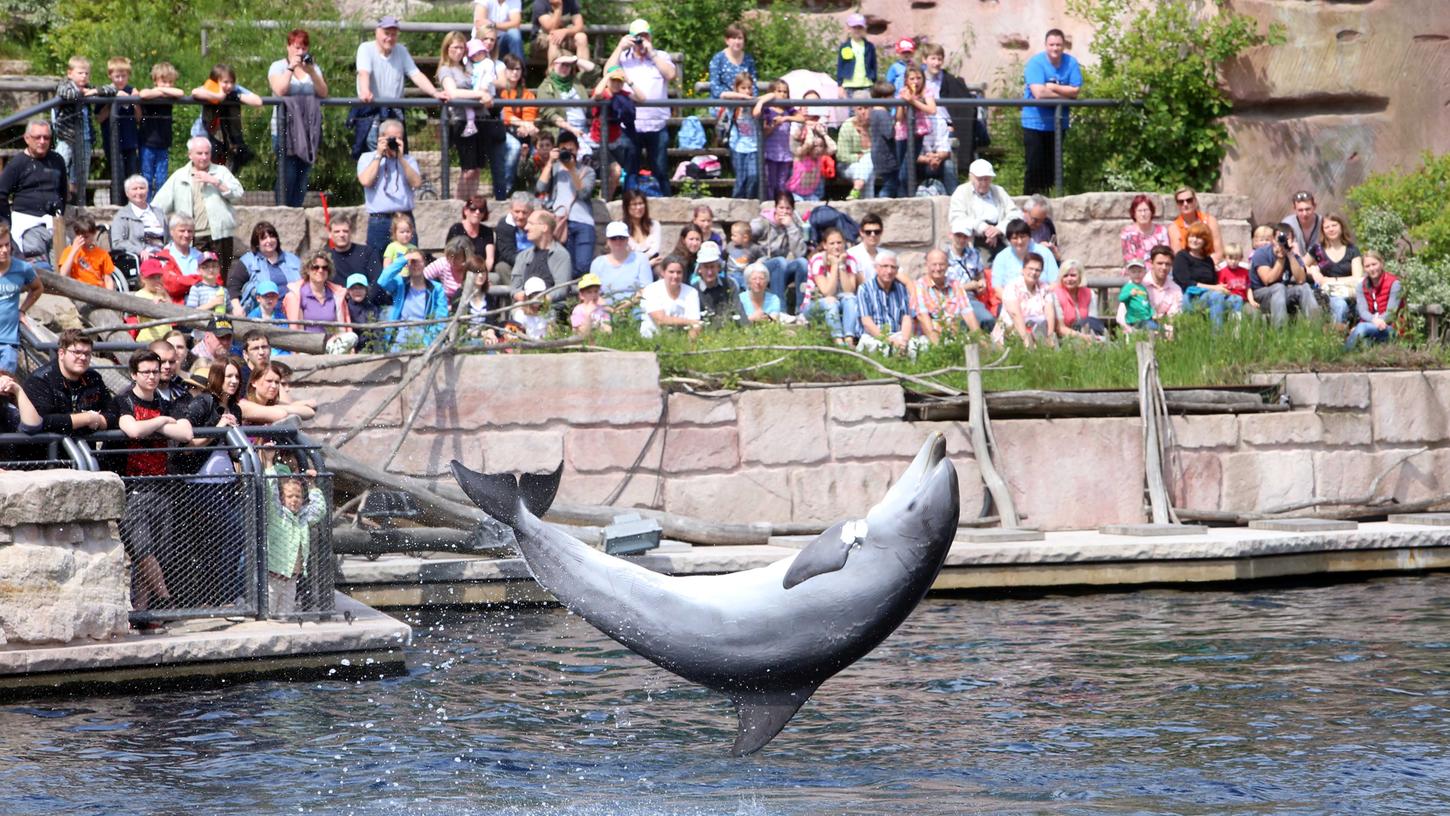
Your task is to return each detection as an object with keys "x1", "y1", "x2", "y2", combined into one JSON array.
[{"x1": 0, "y1": 96, "x2": 66, "y2": 133}]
